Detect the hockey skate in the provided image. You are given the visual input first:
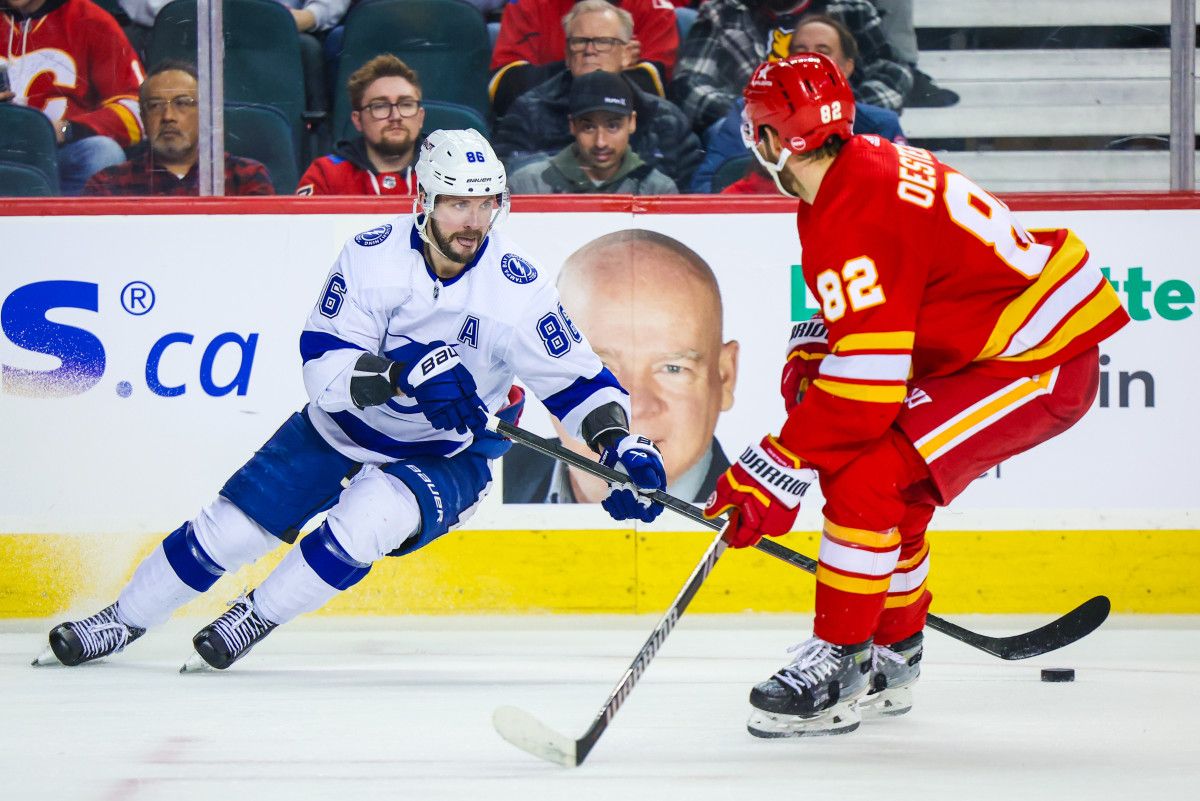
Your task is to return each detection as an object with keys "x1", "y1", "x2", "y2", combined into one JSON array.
[
  {"x1": 180, "y1": 591, "x2": 277, "y2": 673},
  {"x1": 747, "y1": 636, "x2": 871, "y2": 738},
  {"x1": 859, "y1": 632, "x2": 923, "y2": 719},
  {"x1": 31, "y1": 602, "x2": 146, "y2": 667}
]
